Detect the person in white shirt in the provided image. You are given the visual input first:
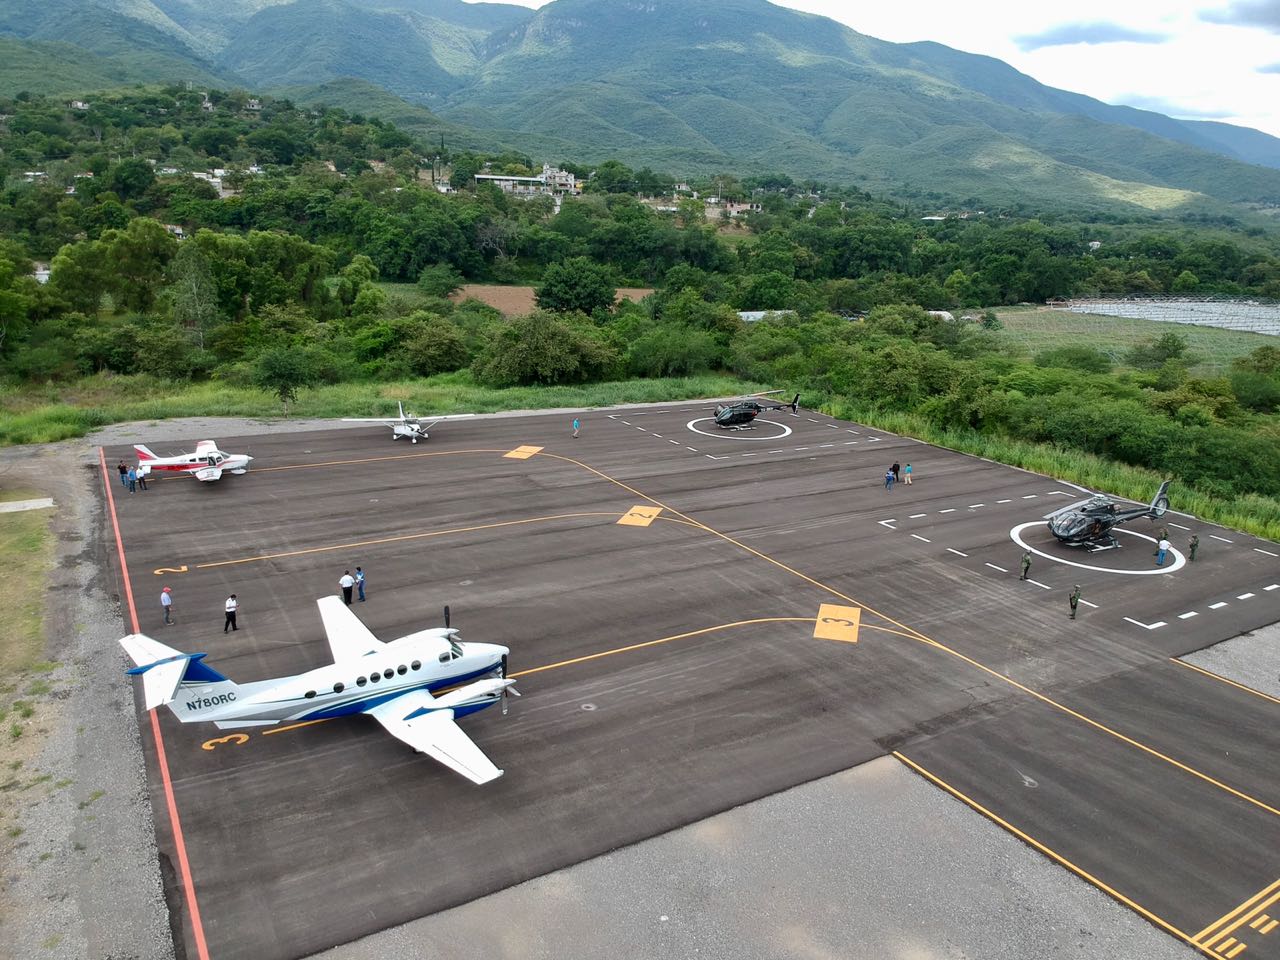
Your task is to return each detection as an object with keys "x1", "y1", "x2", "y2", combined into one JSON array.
[
  {"x1": 224, "y1": 594, "x2": 239, "y2": 632},
  {"x1": 339, "y1": 571, "x2": 355, "y2": 605},
  {"x1": 161, "y1": 586, "x2": 174, "y2": 625},
  {"x1": 1156, "y1": 538, "x2": 1171, "y2": 567}
]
